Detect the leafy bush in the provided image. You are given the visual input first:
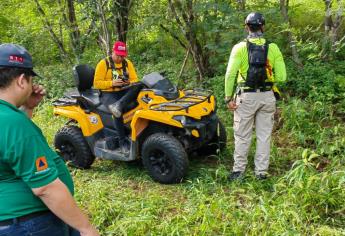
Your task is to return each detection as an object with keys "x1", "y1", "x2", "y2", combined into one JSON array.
[
  {"x1": 36, "y1": 64, "x2": 74, "y2": 99},
  {"x1": 285, "y1": 61, "x2": 345, "y2": 102}
]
